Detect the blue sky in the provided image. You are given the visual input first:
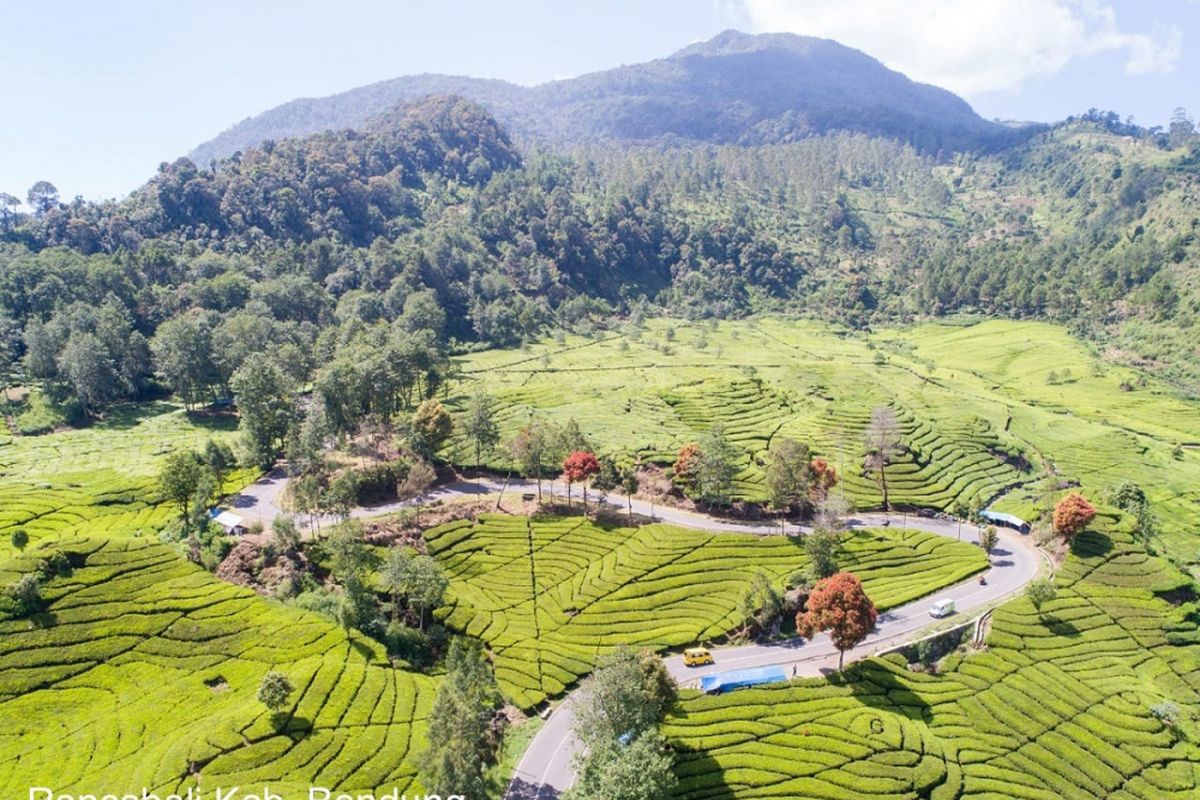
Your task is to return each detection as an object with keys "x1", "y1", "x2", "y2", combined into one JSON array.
[{"x1": 3, "y1": 0, "x2": 1196, "y2": 202}]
